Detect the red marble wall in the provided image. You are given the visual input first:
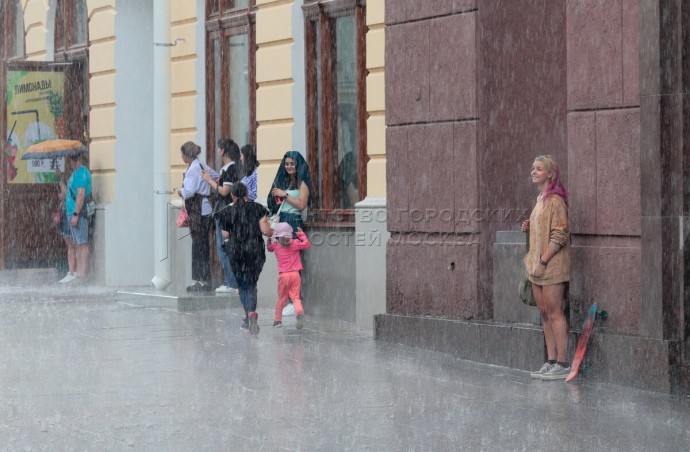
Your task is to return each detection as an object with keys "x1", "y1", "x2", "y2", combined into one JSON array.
[
  {"x1": 477, "y1": 0, "x2": 568, "y2": 316},
  {"x1": 386, "y1": 0, "x2": 644, "y2": 333},
  {"x1": 565, "y1": 0, "x2": 642, "y2": 335},
  {"x1": 386, "y1": 4, "x2": 480, "y2": 318}
]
